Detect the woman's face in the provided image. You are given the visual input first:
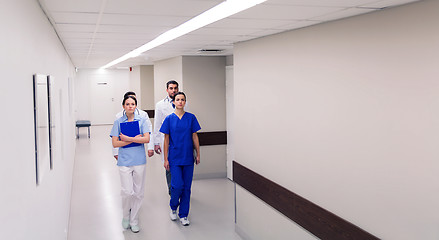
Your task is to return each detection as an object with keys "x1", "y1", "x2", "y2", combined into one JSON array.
[
  {"x1": 123, "y1": 97, "x2": 136, "y2": 114},
  {"x1": 174, "y1": 94, "x2": 186, "y2": 109}
]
